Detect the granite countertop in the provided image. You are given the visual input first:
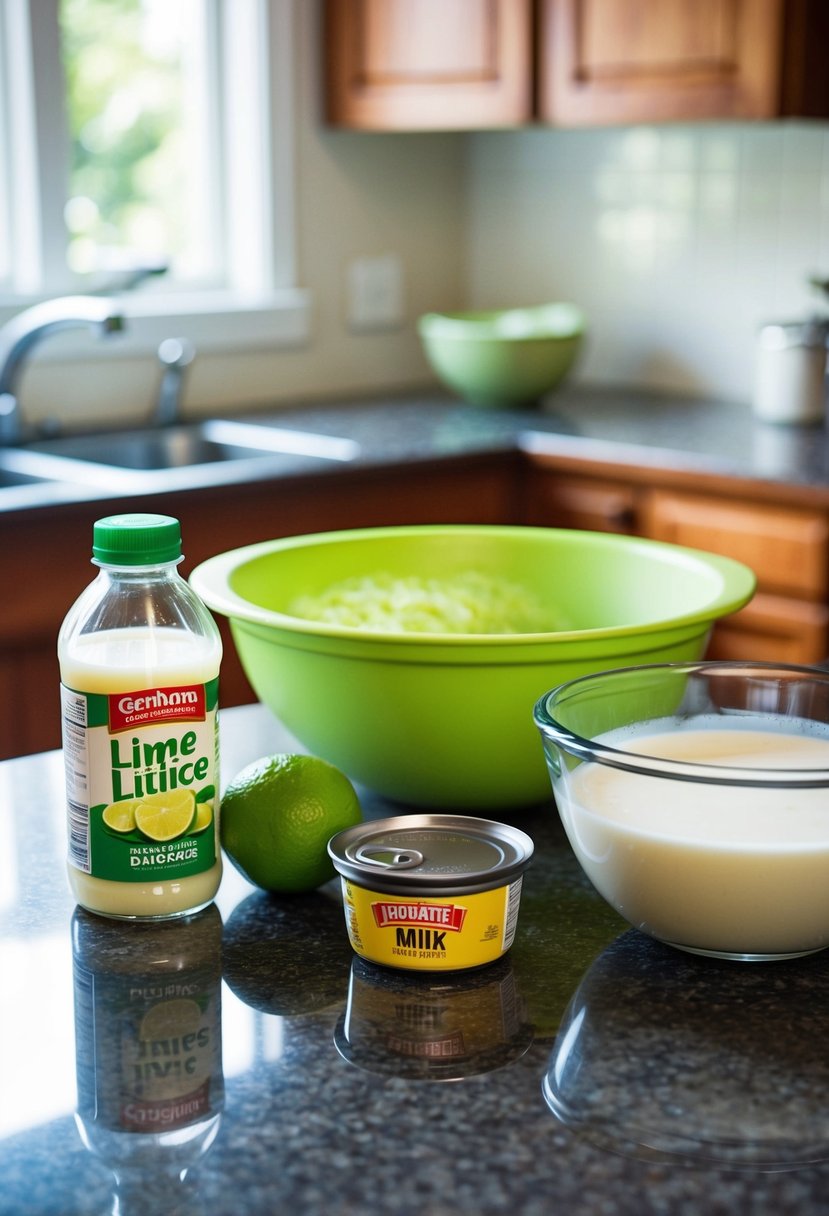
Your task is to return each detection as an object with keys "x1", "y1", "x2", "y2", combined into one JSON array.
[
  {"x1": 204, "y1": 385, "x2": 829, "y2": 490},
  {"x1": 5, "y1": 384, "x2": 829, "y2": 516},
  {"x1": 5, "y1": 704, "x2": 829, "y2": 1215},
  {"x1": 268, "y1": 385, "x2": 829, "y2": 489}
]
